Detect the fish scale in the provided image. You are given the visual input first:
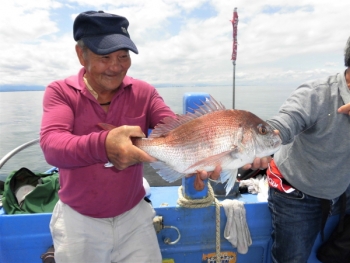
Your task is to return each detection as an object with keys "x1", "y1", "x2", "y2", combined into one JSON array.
[
  {"x1": 99, "y1": 95, "x2": 281, "y2": 195},
  {"x1": 139, "y1": 113, "x2": 233, "y2": 168},
  {"x1": 135, "y1": 96, "x2": 281, "y2": 195}
]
